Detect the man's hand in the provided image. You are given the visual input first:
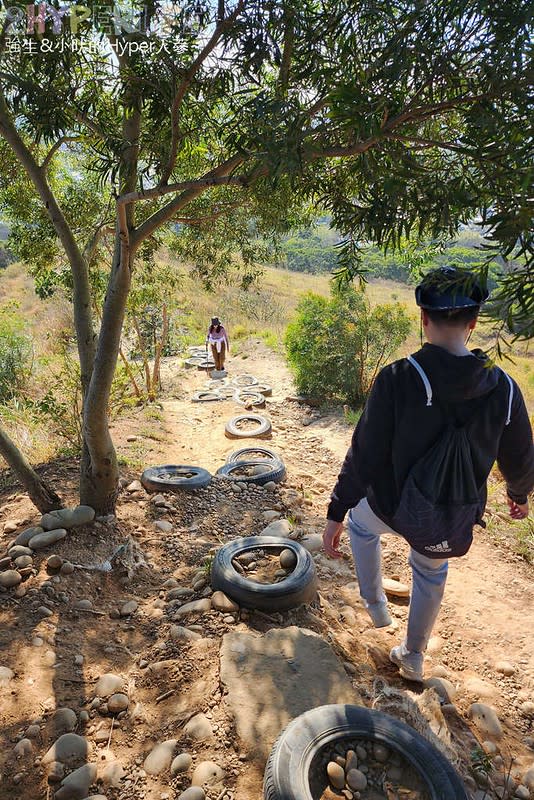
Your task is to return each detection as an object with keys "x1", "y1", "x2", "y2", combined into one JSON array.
[
  {"x1": 507, "y1": 497, "x2": 529, "y2": 520},
  {"x1": 323, "y1": 519, "x2": 344, "y2": 559}
]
